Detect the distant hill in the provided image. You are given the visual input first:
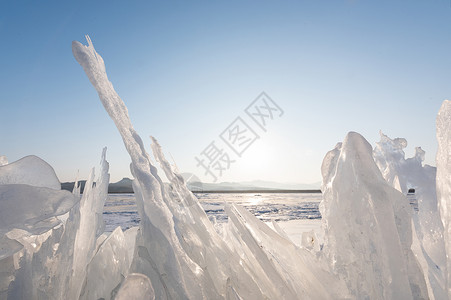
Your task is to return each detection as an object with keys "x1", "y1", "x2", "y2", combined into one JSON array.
[
  {"x1": 61, "y1": 180, "x2": 87, "y2": 192},
  {"x1": 108, "y1": 177, "x2": 134, "y2": 193},
  {"x1": 180, "y1": 174, "x2": 321, "y2": 192},
  {"x1": 61, "y1": 177, "x2": 321, "y2": 194},
  {"x1": 61, "y1": 178, "x2": 134, "y2": 194}
]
